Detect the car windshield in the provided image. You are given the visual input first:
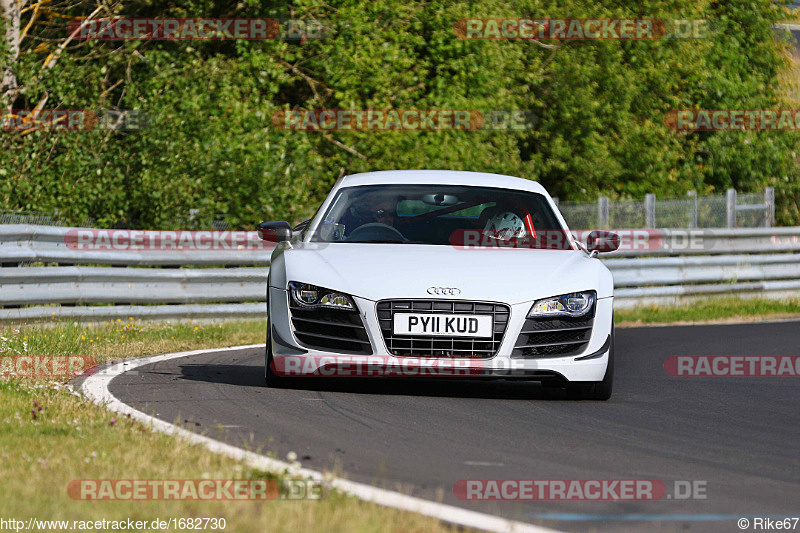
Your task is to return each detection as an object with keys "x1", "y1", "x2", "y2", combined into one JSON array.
[{"x1": 310, "y1": 184, "x2": 573, "y2": 249}]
